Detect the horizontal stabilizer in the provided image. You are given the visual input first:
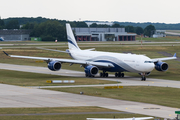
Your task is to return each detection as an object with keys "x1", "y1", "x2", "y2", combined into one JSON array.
[
  {"x1": 36, "y1": 47, "x2": 70, "y2": 53},
  {"x1": 3, "y1": 51, "x2": 9, "y2": 56},
  {"x1": 84, "y1": 48, "x2": 96, "y2": 51}
]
